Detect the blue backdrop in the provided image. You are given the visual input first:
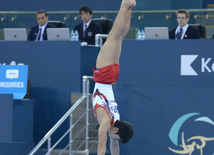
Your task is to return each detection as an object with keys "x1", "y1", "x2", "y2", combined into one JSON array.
[
  {"x1": 0, "y1": 40, "x2": 214, "y2": 154},
  {"x1": 115, "y1": 40, "x2": 214, "y2": 155}
]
